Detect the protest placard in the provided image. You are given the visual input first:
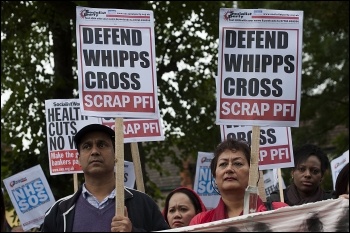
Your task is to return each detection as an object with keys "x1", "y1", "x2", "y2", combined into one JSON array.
[
  {"x1": 330, "y1": 150, "x2": 349, "y2": 189},
  {"x1": 215, "y1": 8, "x2": 303, "y2": 127},
  {"x1": 76, "y1": 6, "x2": 159, "y2": 119},
  {"x1": 220, "y1": 125, "x2": 294, "y2": 170},
  {"x1": 3, "y1": 165, "x2": 56, "y2": 231},
  {"x1": 76, "y1": 7, "x2": 161, "y2": 214},
  {"x1": 101, "y1": 116, "x2": 165, "y2": 143},
  {"x1": 193, "y1": 152, "x2": 219, "y2": 210},
  {"x1": 45, "y1": 99, "x2": 99, "y2": 175},
  {"x1": 158, "y1": 198, "x2": 348, "y2": 232}
]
